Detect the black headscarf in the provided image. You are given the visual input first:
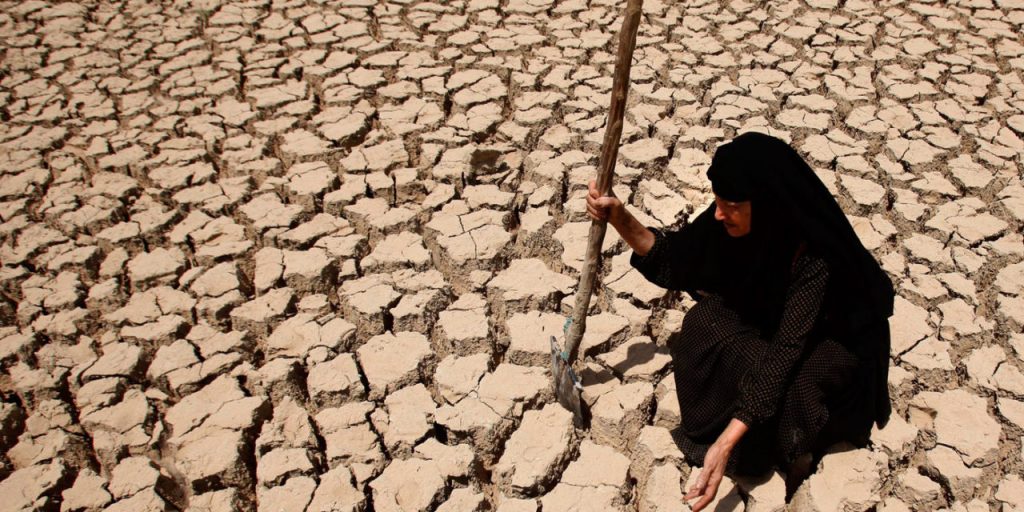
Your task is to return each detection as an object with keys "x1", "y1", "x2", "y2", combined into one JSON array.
[{"x1": 697, "y1": 132, "x2": 895, "y2": 349}]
